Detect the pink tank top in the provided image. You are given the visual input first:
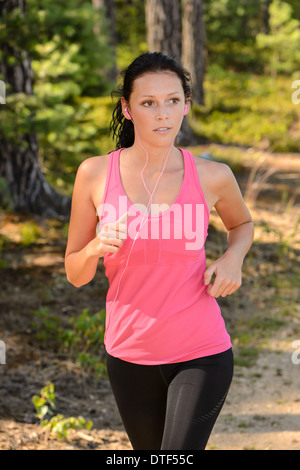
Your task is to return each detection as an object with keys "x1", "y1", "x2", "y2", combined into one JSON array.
[{"x1": 98, "y1": 147, "x2": 231, "y2": 365}]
